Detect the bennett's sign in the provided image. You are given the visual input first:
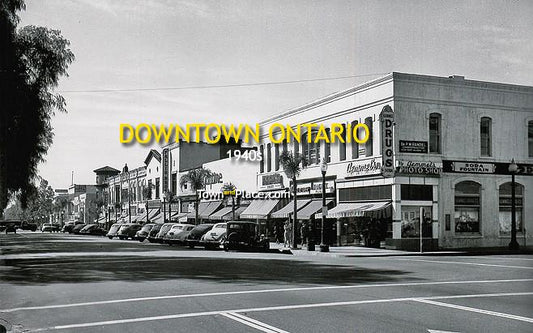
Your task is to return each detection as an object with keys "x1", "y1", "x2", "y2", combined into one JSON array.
[
  {"x1": 346, "y1": 158, "x2": 382, "y2": 177},
  {"x1": 396, "y1": 160, "x2": 442, "y2": 176},
  {"x1": 380, "y1": 105, "x2": 394, "y2": 177}
]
